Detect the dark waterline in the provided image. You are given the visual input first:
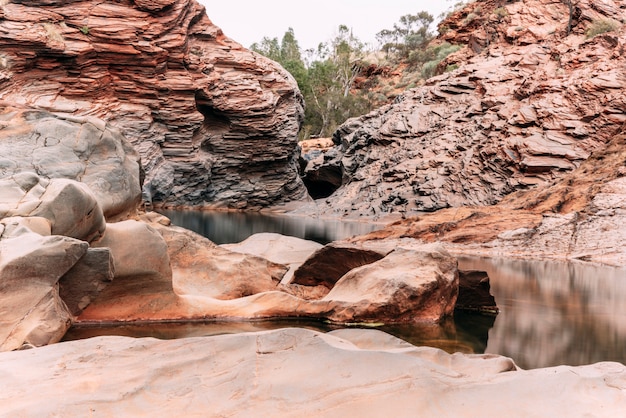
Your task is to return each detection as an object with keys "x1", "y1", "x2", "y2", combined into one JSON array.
[{"x1": 66, "y1": 211, "x2": 626, "y2": 369}]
